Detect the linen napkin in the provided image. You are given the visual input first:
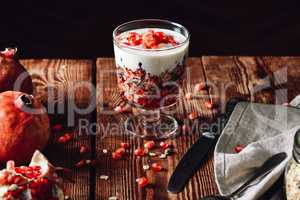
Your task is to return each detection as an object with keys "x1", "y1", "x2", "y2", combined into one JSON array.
[{"x1": 214, "y1": 99, "x2": 300, "y2": 200}]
